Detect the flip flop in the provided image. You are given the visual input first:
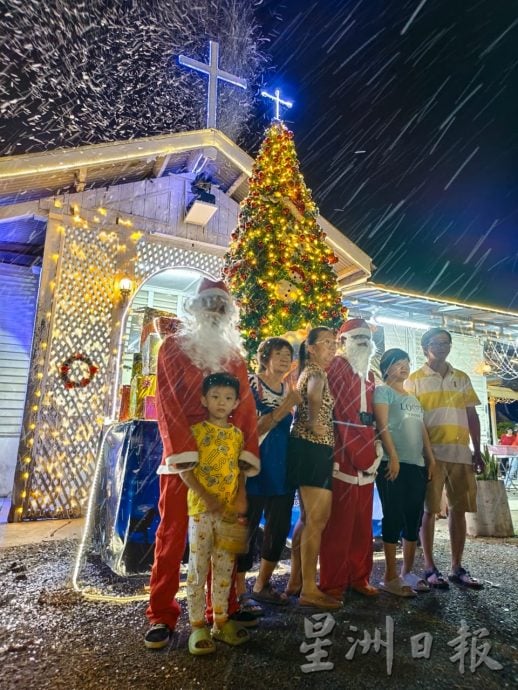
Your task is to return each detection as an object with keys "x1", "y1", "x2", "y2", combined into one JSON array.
[
  {"x1": 239, "y1": 601, "x2": 265, "y2": 618},
  {"x1": 401, "y1": 572, "x2": 430, "y2": 593},
  {"x1": 448, "y1": 567, "x2": 484, "y2": 590},
  {"x1": 250, "y1": 584, "x2": 288, "y2": 606},
  {"x1": 212, "y1": 620, "x2": 250, "y2": 646},
  {"x1": 298, "y1": 593, "x2": 342, "y2": 610},
  {"x1": 423, "y1": 567, "x2": 449, "y2": 589},
  {"x1": 379, "y1": 577, "x2": 416, "y2": 598},
  {"x1": 188, "y1": 627, "x2": 216, "y2": 656},
  {"x1": 285, "y1": 586, "x2": 302, "y2": 597}
]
